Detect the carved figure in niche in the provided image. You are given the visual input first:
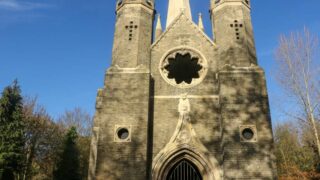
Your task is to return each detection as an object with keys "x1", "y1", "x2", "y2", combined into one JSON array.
[{"x1": 178, "y1": 93, "x2": 190, "y2": 117}]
